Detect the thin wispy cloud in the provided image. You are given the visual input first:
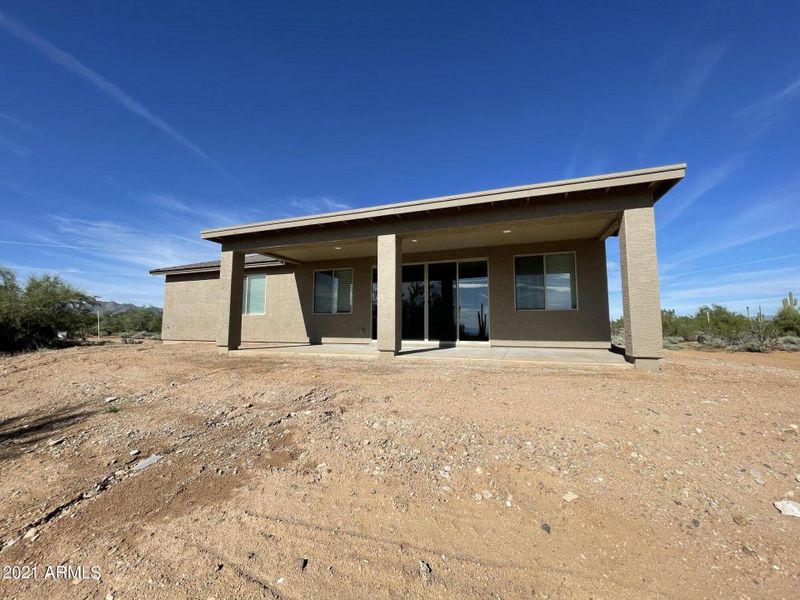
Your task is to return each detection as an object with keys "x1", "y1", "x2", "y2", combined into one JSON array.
[
  {"x1": 657, "y1": 154, "x2": 746, "y2": 228},
  {"x1": 0, "y1": 111, "x2": 37, "y2": 132},
  {"x1": 663, "y1": 183, "x2": 800, "y2": 268},
  {"x1": 139, "y1": 193, "x2": 252, "y2": 229},
  {"x1": 0, "y1": 134, "x2": 32, "y2": 158},
  {"x1": 662, "y1": 252, "x2": 800, "y2": 281},
  {"x1": 41, "y1": 215, "x2": 215, "y2": 270},
  {"x1": 642, "y1": 44, "x2": 725, "y2": 150},
  {"x1": 0, "y1": 11, "x2": 228, "y2": 175},
  {"x1": 287, "y1": 196, "x2": 352, "y2": 215},
  {"x1": 661, "y1": 265, "x2": 799, "y2": 313},
  {"x1": 736, "y1": 74, "x2": 800, "y2": 132}
]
